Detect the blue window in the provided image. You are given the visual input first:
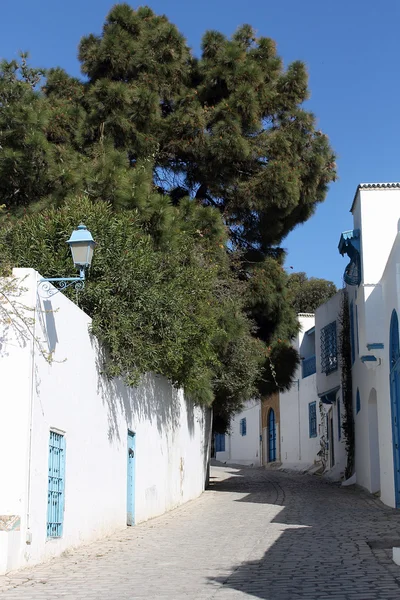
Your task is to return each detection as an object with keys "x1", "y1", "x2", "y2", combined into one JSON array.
[
  {"x1": 240, "y1": 418, "x2": 247, "y2": 436},
  {"x1": 337, "y1": 398, "x2": 341, "y2": 440},
  {"x1": 215, "y1": 433, "x2": 225, "y2": 452},
  {"x1": 320, "y1": 322, "x2": 338, "y2": 374},
  {"x1": 350, "y1": 302, "x2": 355, "y2": 364},
  {"x1": 302, "y1": 355, "x2": 316, "y2": 378},
  {"x1": 47, "y1": 431, "x2": 66, "y2": 538},
  {"x1": 356, "y1": 389, "x2": 361, "y2": 414},
  {"x1": 309, "y1": 402, "x2": 317, "y2": 438}
]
